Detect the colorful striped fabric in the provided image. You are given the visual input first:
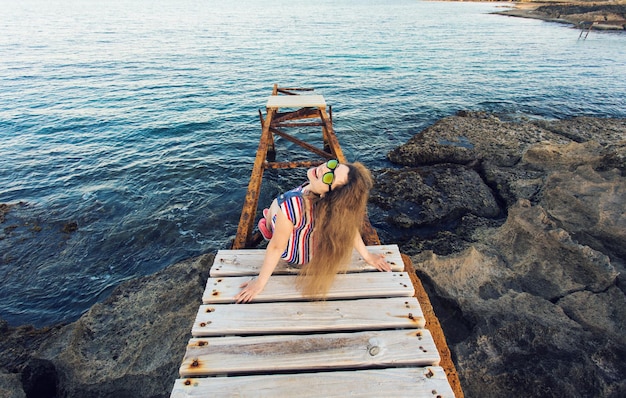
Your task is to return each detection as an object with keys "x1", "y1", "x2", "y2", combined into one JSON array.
[{"x1": 273, "y1": 186, "x2": 315, "y2": 265}]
